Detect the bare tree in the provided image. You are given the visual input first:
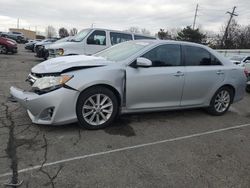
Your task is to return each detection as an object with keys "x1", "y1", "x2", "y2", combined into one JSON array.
[
  {"x1": 70, "y1": 28, "x2": 78, "y2": 36},
  {"x1": 207, "y1": 19, "x2": 250, "y2": 49},
  {"x1": 46, "y1": 25, "x2": 56, "y2": 38},
  {"x1": 58, "y1": 27, "x2": 69, "y2": 38},
  {"x1": 223, "y1": 19, "x2": 240, "y2": 49},
  {"x1": 238, "y1": 25, "x2": 250, "y2": 49},
  {"x1": 126, "y1": 27, "x2": 140, "y2": 34},
  {"x1": 141, "y1": 28, "x2": 151, "y2": 35}
]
